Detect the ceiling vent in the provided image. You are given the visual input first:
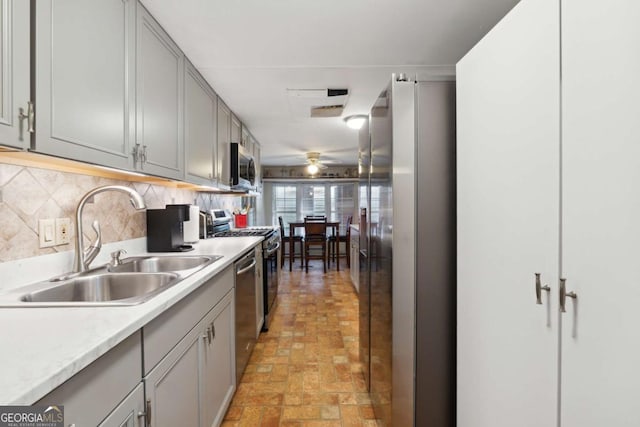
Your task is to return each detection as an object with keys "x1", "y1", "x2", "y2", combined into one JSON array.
[
  {"x1": 287, "y1": 88, "x2": 349, "y2": 118},
  {"x1": 310, "y1": 105, "x2": 344, "y2": 117}
]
